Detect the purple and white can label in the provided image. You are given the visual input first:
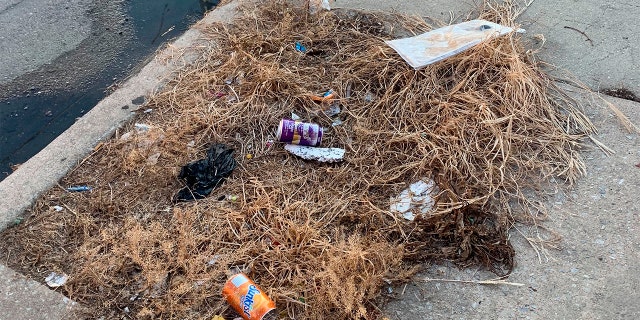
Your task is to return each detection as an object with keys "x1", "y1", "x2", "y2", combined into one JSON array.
[{"x1": 276, "y1": 119, "x2": 323, "y2": 147}]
